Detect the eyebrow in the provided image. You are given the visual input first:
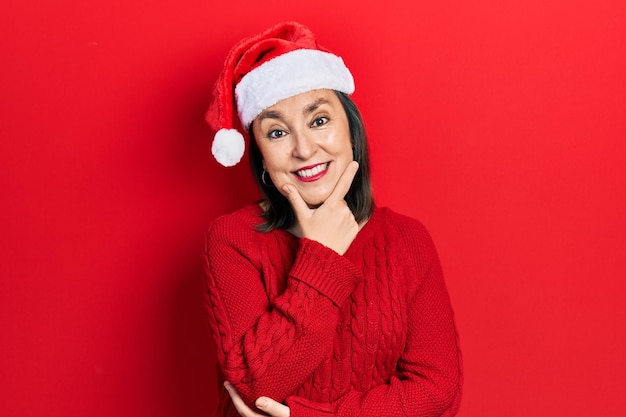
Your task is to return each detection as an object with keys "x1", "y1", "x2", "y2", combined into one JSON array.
[
  {"x1": 304, "y1": 98, "x2": 330, "y2": 115},
  {"x1": 256, "y1": 97, "x2": 331, "y2": 123},
  {"x1": 256, "y1": 110, "x2": 283, "y2": 122}
]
